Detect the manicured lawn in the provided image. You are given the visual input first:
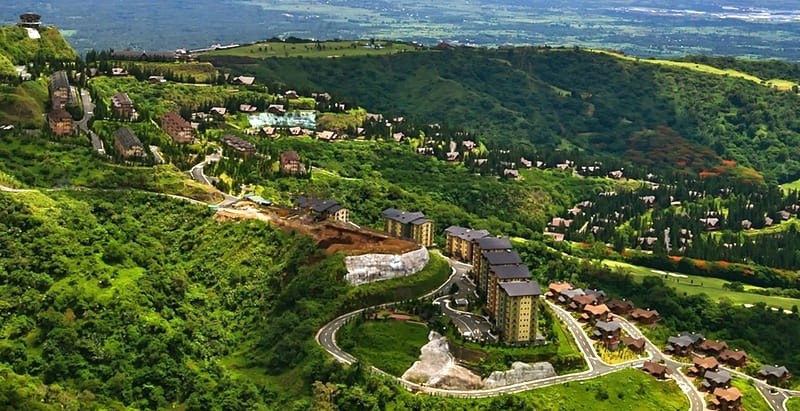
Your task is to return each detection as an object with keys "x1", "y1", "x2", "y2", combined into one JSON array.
[
  {"x1": 730, "y1": 377, "x2": 772, "y2": 411},
  {"x1": 603, "y1": 260, "x2": 800, "y2": 309},
  {"x1": 786, "y1": 397, "x2": 800, "y2": 411},
  {"x1": 781, "y1": 177, "x2": 800, "y2": 193},
  {"x1": 203, "y1": 40, "x2": 417, "y2": 58},
  {"x1": 590, "y1": 49, "x2": 796, "y2": 91},
  {"x1": 452, "y1": 368, "x2": 688, "y2": 410},
  {"x1": 338, "y1": 319, "x2": 430, "y2": 376}
]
